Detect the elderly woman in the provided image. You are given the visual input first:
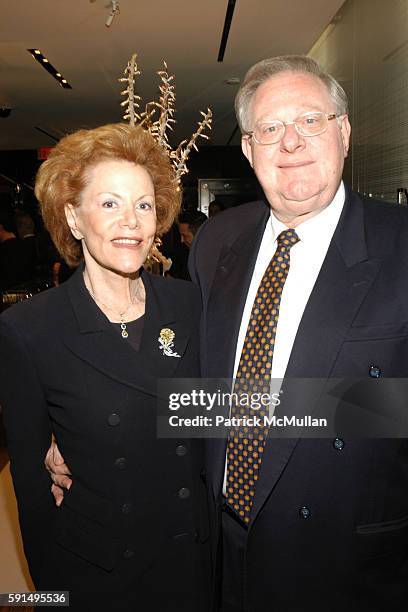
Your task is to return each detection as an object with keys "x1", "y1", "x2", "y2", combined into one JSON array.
[{"x1": 0, "y1": 124, "x2": 210, "y2": 611}]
